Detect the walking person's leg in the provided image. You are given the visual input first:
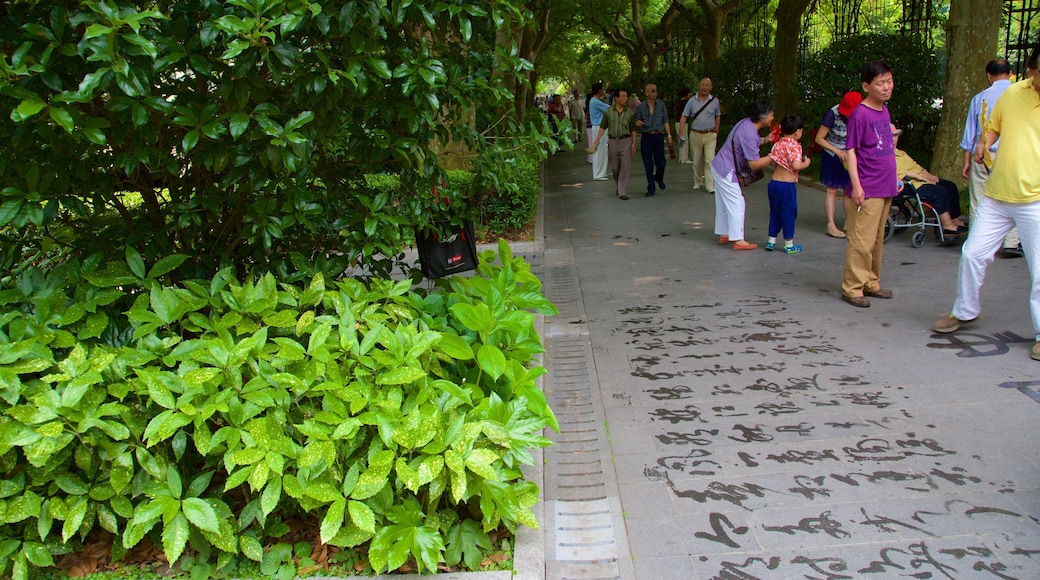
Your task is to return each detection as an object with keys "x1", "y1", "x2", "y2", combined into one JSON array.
[
  {"x1": 641, "y1": 135, "x2": 655, "y2": 195},
  {"x1": 950, "y1": 196, "x2": 1015, "y2": 323},
  {"x1": 608, "y1": 139, "x2": 621, "y2": 183},
  {"x1": 1008, "y1": 202, "x2": 1040, "y2": 350},
  {"x1": 690, "y1": 133, "x2": 705, "y2": 190},
  {"x1": 677, "y1": 128, "x2": 689, "y2": 164},
  {"x1": 702, "y1": 133, "x2": 717, "y2": 193},
  {"x1": 592, "y1": 130, "x2": 609, "y2": 179},
  {"x1": 653, "y1": 135, "x2": 667, "y2": 187},
  {"x1": 618, "y1": 140, "x2": 633, "y2": 199}
]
